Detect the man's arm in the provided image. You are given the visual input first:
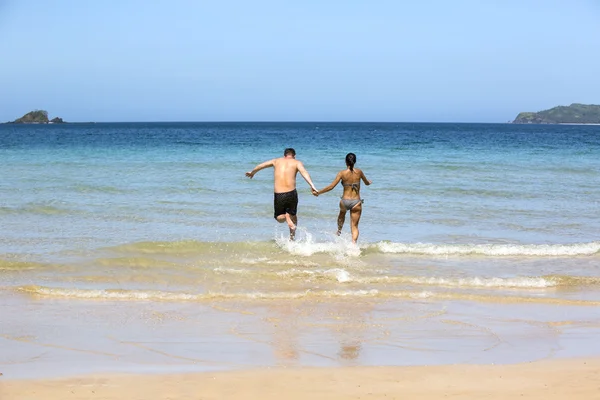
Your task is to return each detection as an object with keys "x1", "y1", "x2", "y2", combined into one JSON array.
[
  {"x1": 246, "y1": 159, "x2": 275, "y2": 178},
  {"x1": 297, "y1": 161, "x2": 318, "y2": 193},
  {"x1": 318, "y1": 172, "x2": 342, "y2": 195}
]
